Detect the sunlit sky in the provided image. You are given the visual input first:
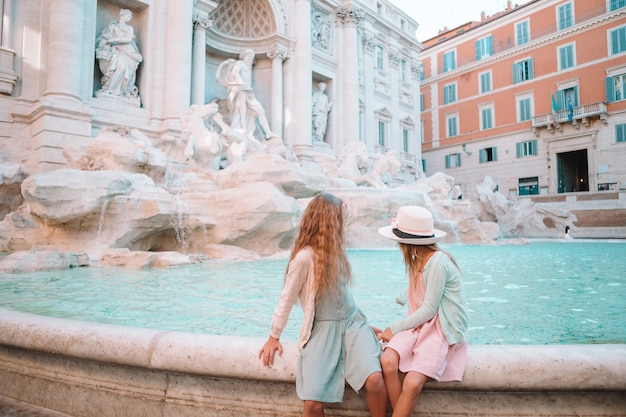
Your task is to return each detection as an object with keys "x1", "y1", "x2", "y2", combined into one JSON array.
[{"x1": 387, "y1": 0, "x2": 523, "y2": 41}]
